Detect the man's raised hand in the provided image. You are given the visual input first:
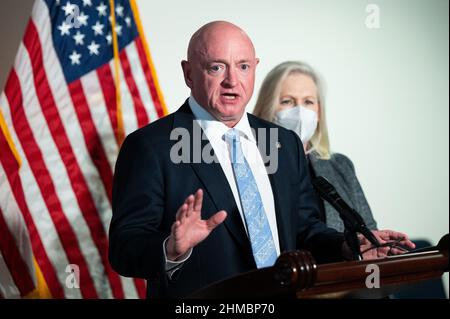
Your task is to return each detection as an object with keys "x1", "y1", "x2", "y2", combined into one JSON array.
[{"x1": 166, "y1": 189, "x2": 227, "y2": 261}]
